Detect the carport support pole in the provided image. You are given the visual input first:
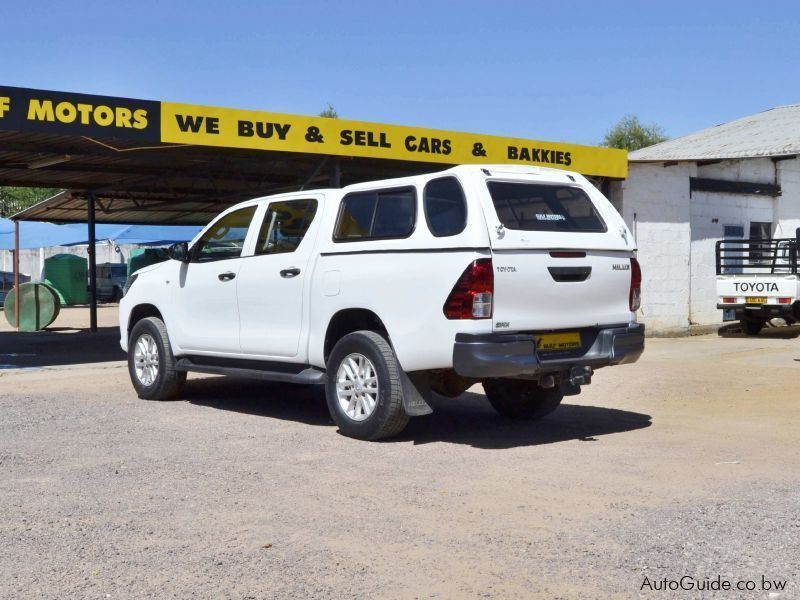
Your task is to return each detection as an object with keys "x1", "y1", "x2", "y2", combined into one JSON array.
[
  {"x1": 329, "y1": 158, "x2": 341, "y2": 188},
  {"x1": 87, "y1": 192, "x2": 97, "y2": 332},
  {"x1": 13, "y1": 219, "x2": 19, "y2": 330}
]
